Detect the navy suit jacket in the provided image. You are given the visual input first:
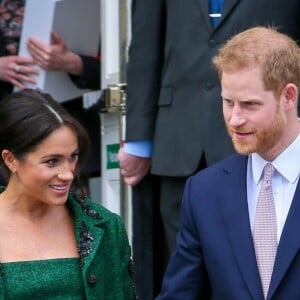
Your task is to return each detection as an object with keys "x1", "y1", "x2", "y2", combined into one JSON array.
[{"x1": 158, "y1": 154, "x2": 300, "y2": 299}]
